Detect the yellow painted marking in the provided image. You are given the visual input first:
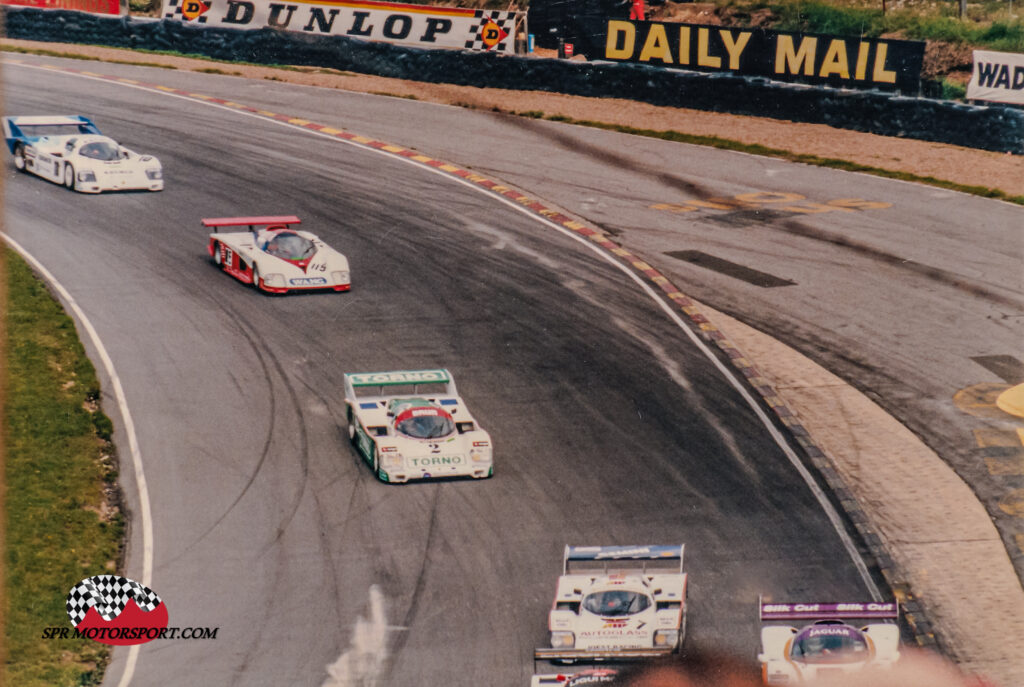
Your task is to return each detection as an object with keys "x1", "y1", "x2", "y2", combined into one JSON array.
[
  {"x1": 156, "y1": 86, "x2": 176, "y2": 91},
  {"x1": 985, "y1": 456, "x2": 1024, "y2": 476},
  {"x1": 288, "y1": 118, "x2": 310, "y2": 125},
  {"x1": 352, "y1": 136, "x2": 373, "y2": 143},
  {"x1": 119, "y1": 78, "x2": 140, "y2": 85},
  {"x1": 631, "y1": 261, "x2": 653, "y2": 271},
  {"x1": 491, "y1": 185, "x2": 509, "y2": 193},
  {"x1": 953, "y1": 383, "x2": 1014, "y2": 420},
  {"x1": 255, "y1": 109, "x2": 276, "y2": 115},
  {"x1": 667, "y1": 292, "x2": 686, "y2": 300},
  {"x1": 651, "y1": 276, "x2": 670, "y2": 286},
  {"x1": 699, "y1": 323, "x2": 715, "y2": 332},
  {"x1": 650, "y1": 203, "x2": 696, "y2": 213},
  {"x1": 321, "y1": 127, "x2": 343, "y2": 135},
  {"x1": 681, "y1": 306, "x2": 702, "y2": 316},
  {"x1": 81, "y1": 71, "x2": 102, "y2": 76},
  {"x1": 998, "y1": 489, "x2": 1024, "y2": 516},
  {"x1": 565, "y1": 221, "x2": 585, "y2": 230},
  {"x1": 973, "y1": 428, "x2": 1024, "y2": 448},
  {"x1": 997, "y1": 383, "x2": 1024, "y2": 419},
  {"x1": 765, "y1": 396, "x2": 785, "y2": 408},
  {"x1": 611, "y1": 248, "x2": 631, "y2": 257},
  {"x1": 382, "y1": 145, "x2": 404, "y2": 153},
  {"x1": 411, "y1": 155, "x2": 432, "y2": 162},
  {"x1": 587, "y1": 233, "x2": 608, "y2": 243}
]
